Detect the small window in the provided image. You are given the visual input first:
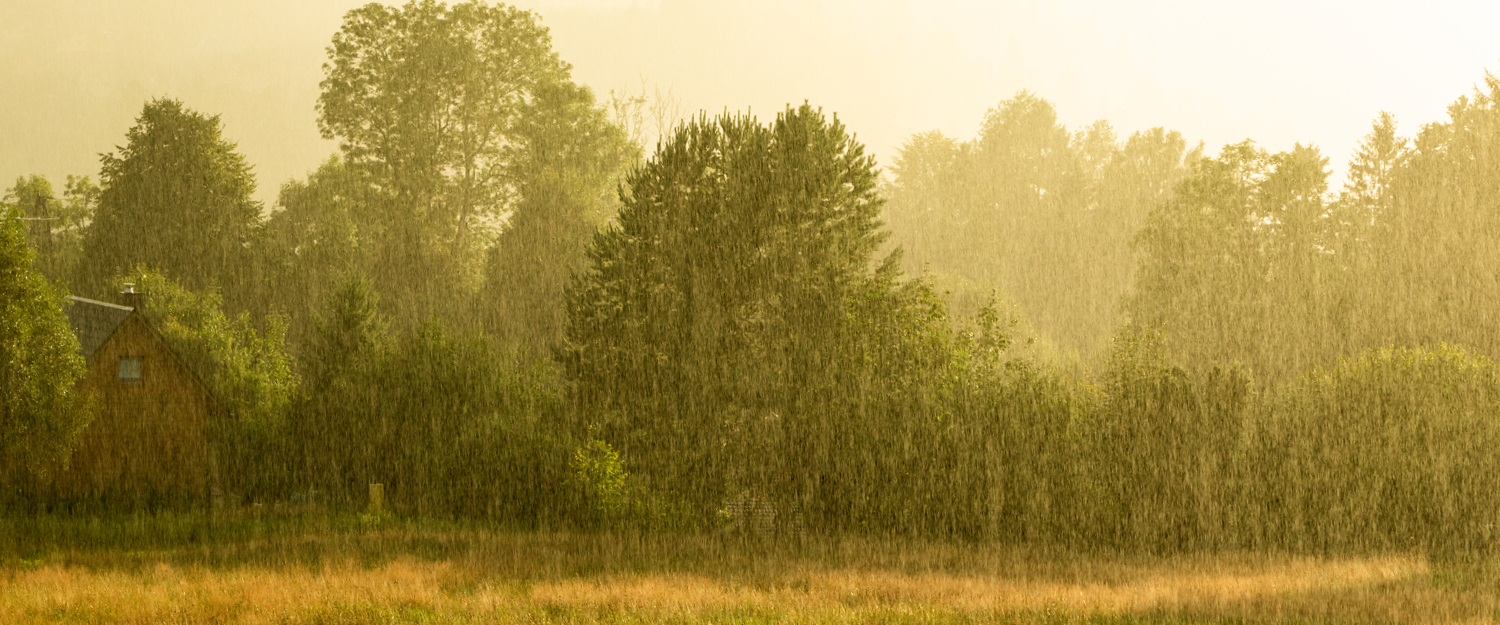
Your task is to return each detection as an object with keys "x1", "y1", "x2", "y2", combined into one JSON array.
[{"x1": 118, "y1": 357, "x2": 143, "y2": 383}]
